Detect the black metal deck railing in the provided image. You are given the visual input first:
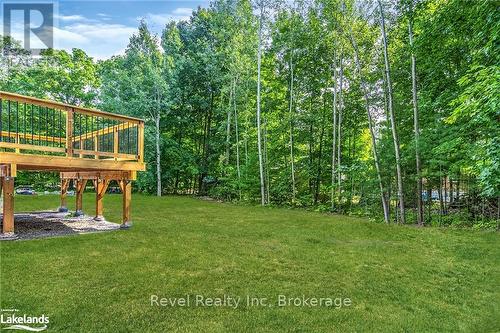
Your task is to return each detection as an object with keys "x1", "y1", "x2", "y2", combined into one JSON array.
[{"x1": 0, "y1": 91, "x2": 144, "y2": 162}]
